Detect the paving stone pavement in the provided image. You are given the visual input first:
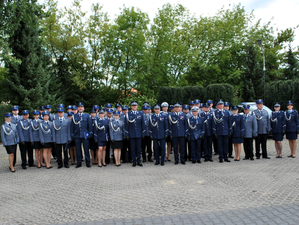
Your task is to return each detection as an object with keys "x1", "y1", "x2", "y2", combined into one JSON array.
[{"x1": 1, "y1": 139, "x2": 299, "y2": 225}]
